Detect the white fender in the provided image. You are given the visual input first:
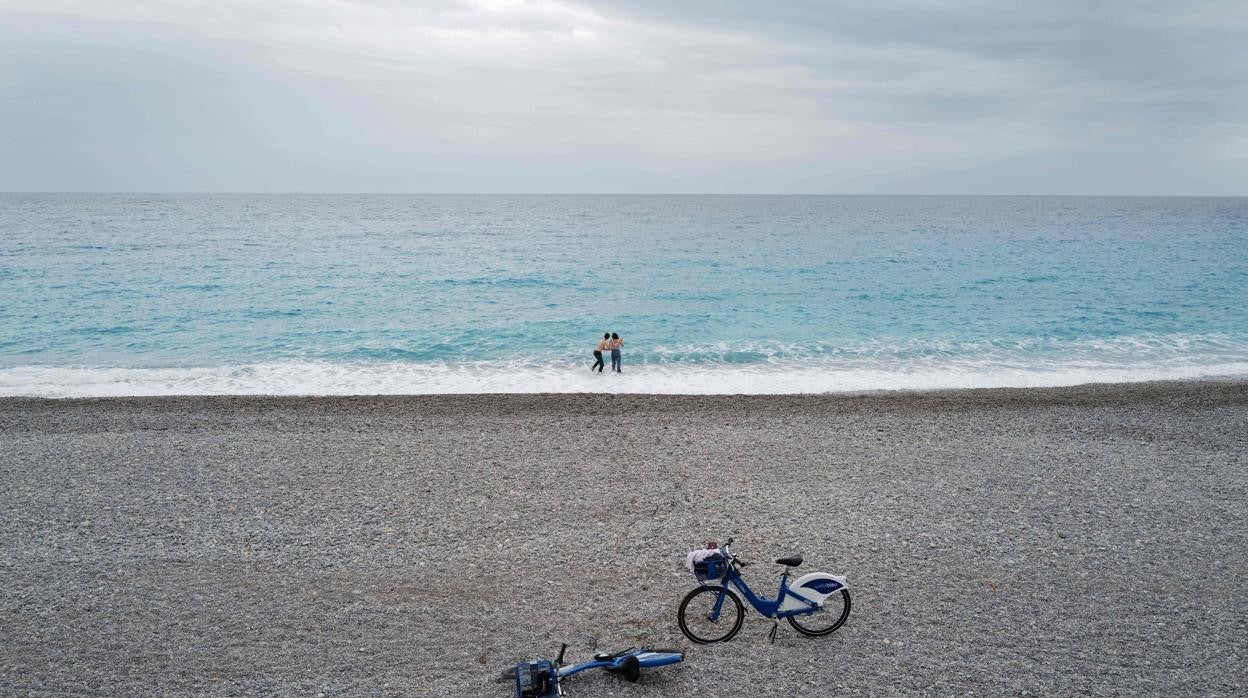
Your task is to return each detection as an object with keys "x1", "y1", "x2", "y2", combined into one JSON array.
[{"x1": 778, "y1": 572, "x2": 849, "y2": 612}]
